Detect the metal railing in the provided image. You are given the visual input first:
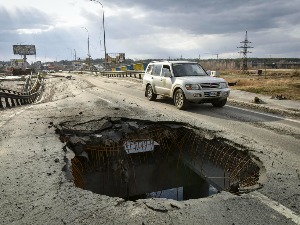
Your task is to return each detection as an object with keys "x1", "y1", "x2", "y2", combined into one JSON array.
[
  {"x1": 100, "y1": 70, "x2": 144, "y2": 80},
  {"x1": 0, "y1": 75, "x2": 44, "y2": 109}
]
